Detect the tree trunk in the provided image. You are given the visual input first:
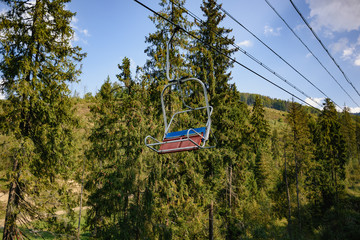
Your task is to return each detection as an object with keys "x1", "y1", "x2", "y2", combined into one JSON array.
[
  {"x1": 294, "y1": 154, "x2": 301, "y2": 234},
  {"x1": 3, "y1": 158, "x2": 21, "y2": 240},
  {"x1": 226, "y1": 164, "x2": 232, "y2": 239},
  {"x1": 284, "y1": 144, "x2": 292, "y2": 240},
  {"x1": 77, "y1": 157, "x2": 86, "y2": 240},
  {"x1": 229, "y1": 164, "x2": 232, "y2": 209},
  {"x1": 292, "y1": 122, "x2": 301, "y2": 235},
  {"x1": 209, "y1": 201, "x2": 214, "y2": 240}
]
